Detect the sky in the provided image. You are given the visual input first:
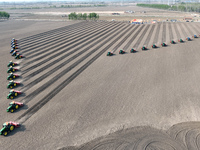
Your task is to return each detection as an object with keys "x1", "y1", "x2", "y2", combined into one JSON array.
[{"x1": 0, "y1": 0, "x2": 71, "y2": 2}]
